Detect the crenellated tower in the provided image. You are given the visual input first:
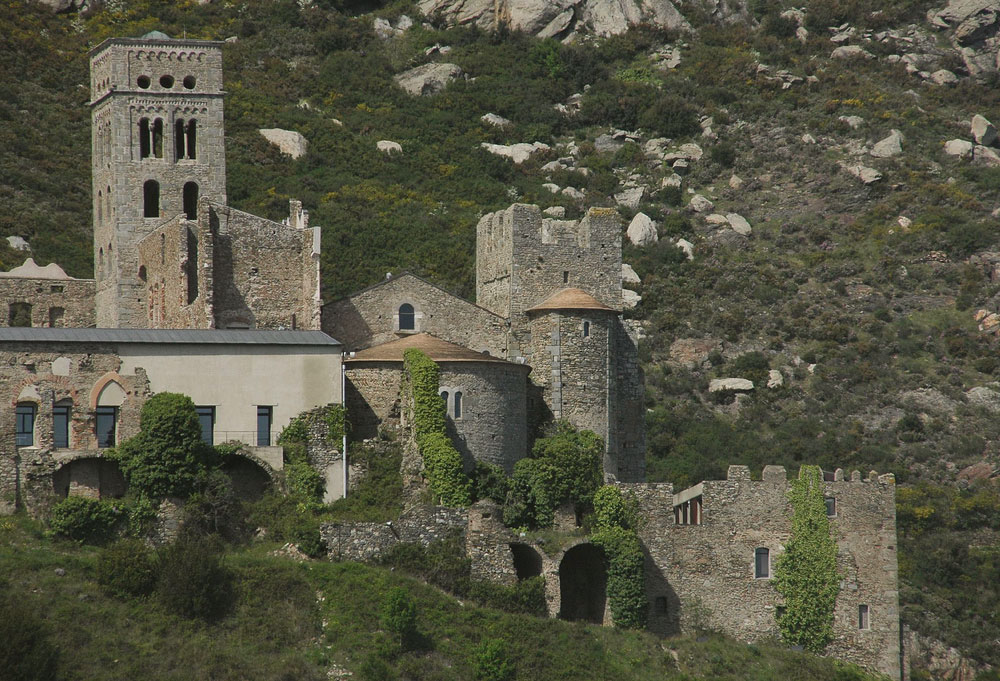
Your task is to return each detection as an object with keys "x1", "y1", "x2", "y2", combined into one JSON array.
[{"x1": 89, "y1": 33, "x2": 226, "y2": 327}]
